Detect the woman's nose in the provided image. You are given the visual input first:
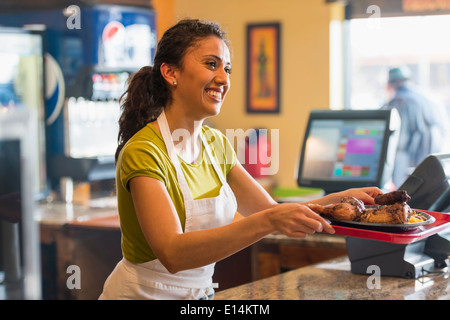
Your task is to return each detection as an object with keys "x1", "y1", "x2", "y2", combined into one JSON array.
[{"x1": 215, "y1": 68, "x2": 230, "y2": 85}]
